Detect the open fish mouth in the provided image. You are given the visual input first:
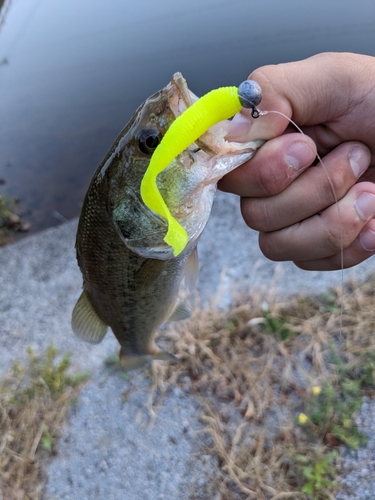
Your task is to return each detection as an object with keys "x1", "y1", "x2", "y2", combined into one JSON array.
[
  {"x1": 134, "y1": 72, "x2": 266, "y2": 259},
  {"x1": 108, "y1": 72, "x2": 264, "y2": 261},
  {"x1": 167, "y1": 72, "x2": 263, "y2": 165}
]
